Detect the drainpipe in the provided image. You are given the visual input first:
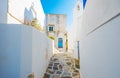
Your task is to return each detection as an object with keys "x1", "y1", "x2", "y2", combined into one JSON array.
[{"x1": 77, "y1": 41, "x2": 80, "y2": 59}]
